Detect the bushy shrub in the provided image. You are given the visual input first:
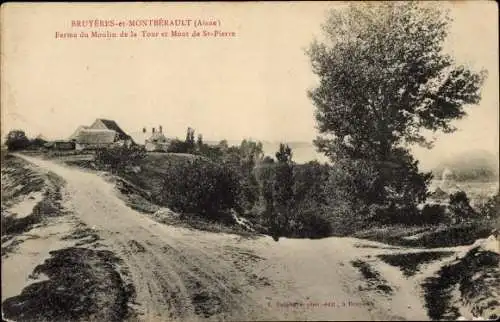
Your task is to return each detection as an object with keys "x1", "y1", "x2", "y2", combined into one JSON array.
[
  {"x1": 95, "y1": 145, "x2": 146, "y2": 173},
  {"x1": 166, "y1": 139, "x2": 189, "y2": 153},
  {"x1": 321, "y1": 148, "x2": 433, "y2": 233},
  {"x1": 26, "y1": 138, "x2": 47, "y2": 150},
  {"x1": 449, "y1": 191, "x2": 478, "y2": 223},
  {"x1": 5, "y1": 130, "x2": 30, "y2": 151},
  {"x1": 197, "y1": 145, "x2": 224, "y2": 161},
  {"x1": 293, "y1": 161, "x2": 329, "y2": 206},
  {"x1": 323, "y1": 158, "x2": 383, "y2": 234},
  {"x1": 159, "y1": 157, "x2": 241, "y2": 221},
  {"x1": 290, "y1": 201, "x2": 332, "y2": 238},
  {"x1": 419, "y1": 204, "x2": 451, "y2": 225},
  {"x1": 478, "y1": 191, "x2": 499, "y2": 221}
]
